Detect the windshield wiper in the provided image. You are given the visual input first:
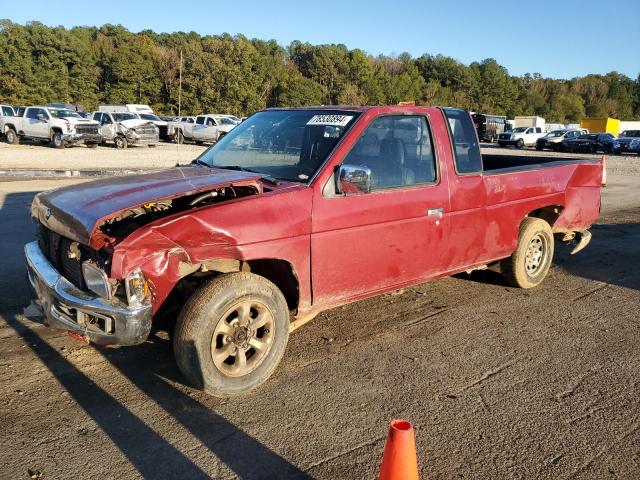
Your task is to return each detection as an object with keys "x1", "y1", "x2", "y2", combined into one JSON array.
[
  {"x1": 214, "y1": 165, "x2": 280, "y2": 185},
  {"x1": 191, "y1": 159, "x2": 210, "y2": 168}
]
